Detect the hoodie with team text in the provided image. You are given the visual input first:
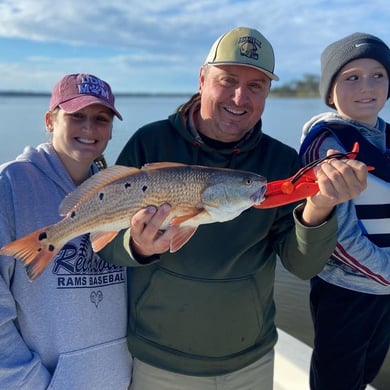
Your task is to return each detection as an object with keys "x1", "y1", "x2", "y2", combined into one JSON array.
[{"x1": 0, "y1": 143, "x2": 132, "y2": 390}]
